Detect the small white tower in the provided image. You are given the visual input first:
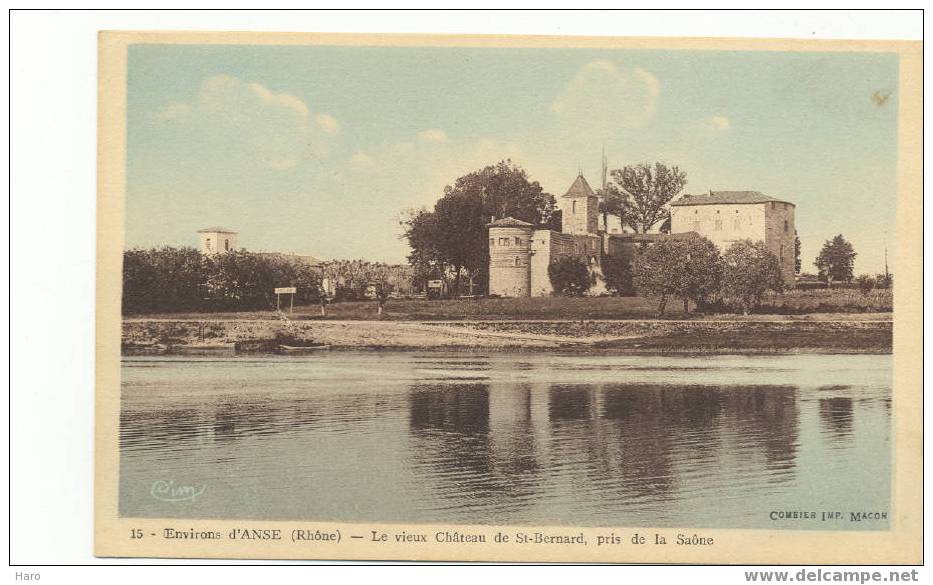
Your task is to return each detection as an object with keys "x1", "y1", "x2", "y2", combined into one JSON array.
[{"x1": 197, "y1": 227, "x2": 238, "y2": 254}]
